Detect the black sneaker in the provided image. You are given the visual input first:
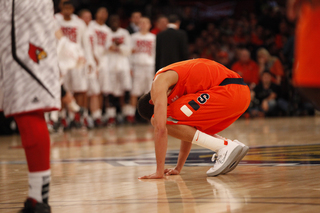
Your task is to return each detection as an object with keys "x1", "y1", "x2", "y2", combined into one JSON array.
[{"x1": 18, "y1": 198, "x2": 51, "y2": 213}]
